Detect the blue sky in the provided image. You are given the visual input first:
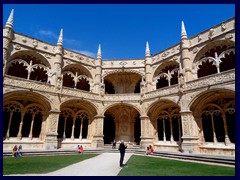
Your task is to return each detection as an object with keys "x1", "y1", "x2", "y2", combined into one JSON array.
[{"x1": 3, "y1": 4, "x2": 235, "y2": 59}]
